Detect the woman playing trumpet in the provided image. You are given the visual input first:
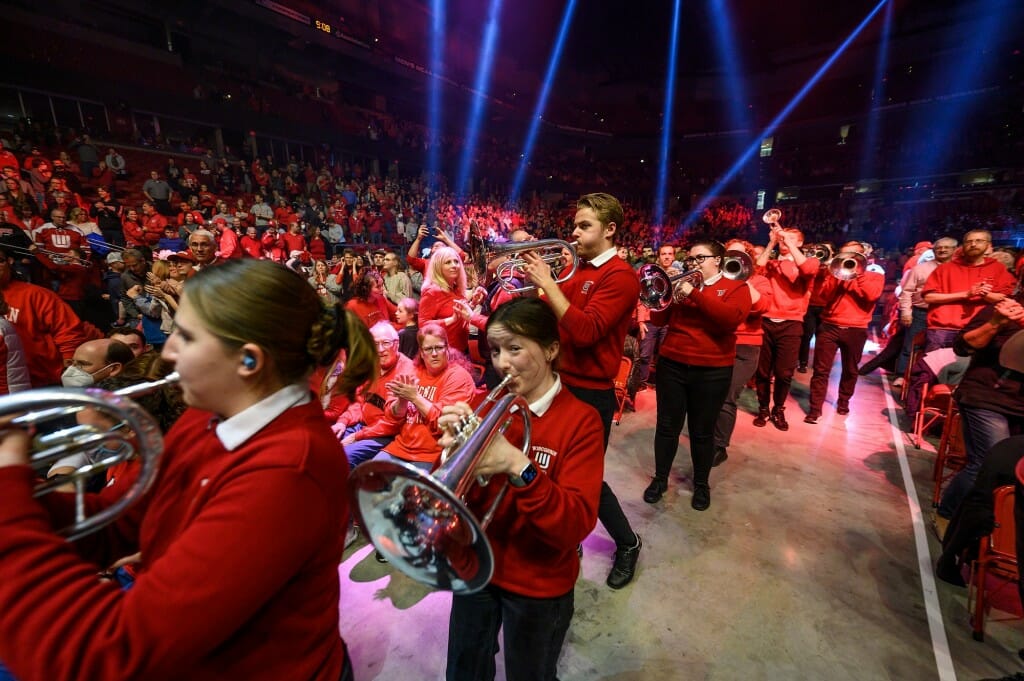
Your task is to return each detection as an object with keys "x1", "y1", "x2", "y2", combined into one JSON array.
[
  {"x1": 644, "y1": 240, "x2": 751, "y2": 511},
  {"x1": 439, "y1": 297, "x2": 604, "y2": 681},
  {"x1": 0, "y1": 259, "x2": 376, "y2": 680}
]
